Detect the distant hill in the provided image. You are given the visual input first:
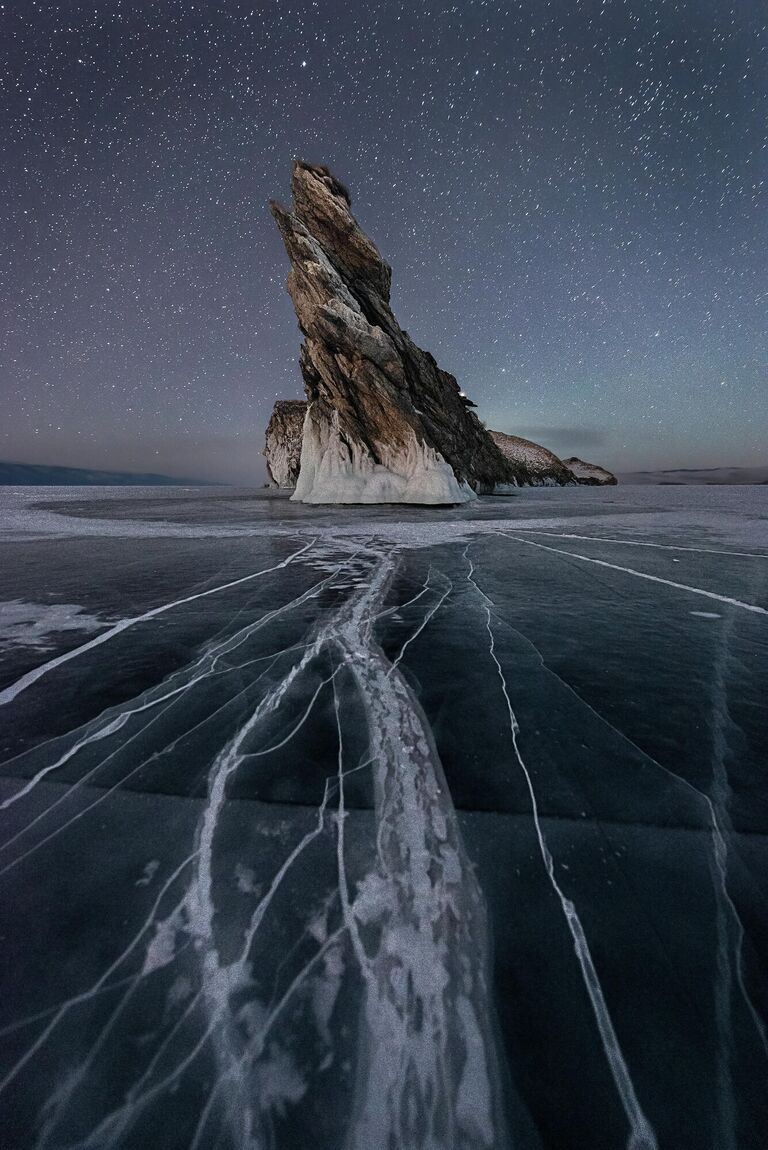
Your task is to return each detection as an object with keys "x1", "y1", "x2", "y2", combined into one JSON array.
[
  {"x1": 619, "y1": 466, "x2": 768, "y2": 485},
  {"x1": 0, "y1": 461, "x2": 216, "y2": 486}
]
